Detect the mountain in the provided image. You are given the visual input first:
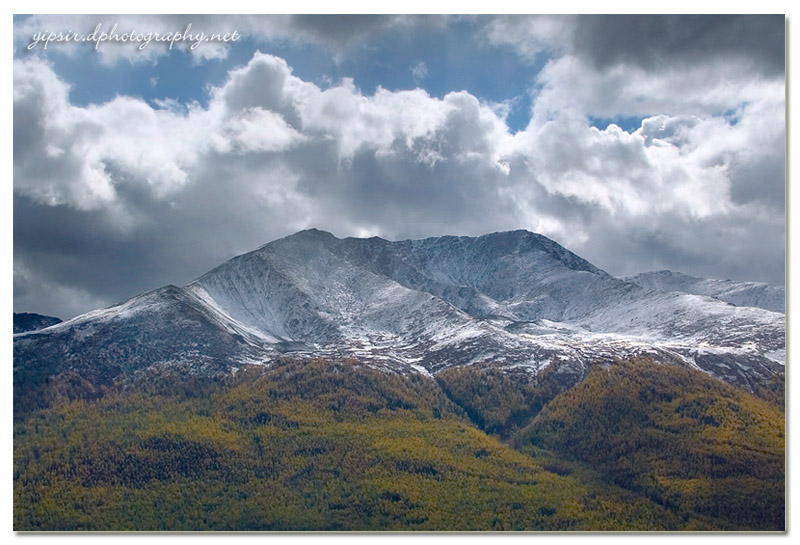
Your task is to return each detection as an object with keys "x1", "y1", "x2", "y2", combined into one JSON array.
[
  {"x1": 13, "y1": 312, "x2": 61, "y2": 333},
  {"x1": 13, "y1": 229, "x2": 786, "y2": 531},
  {"x1": 14, "y1": 230, "x2": 785, "y2": 400},
  {"x1": 624, "y1": 270, "x2": 785, "y2": 313}
]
